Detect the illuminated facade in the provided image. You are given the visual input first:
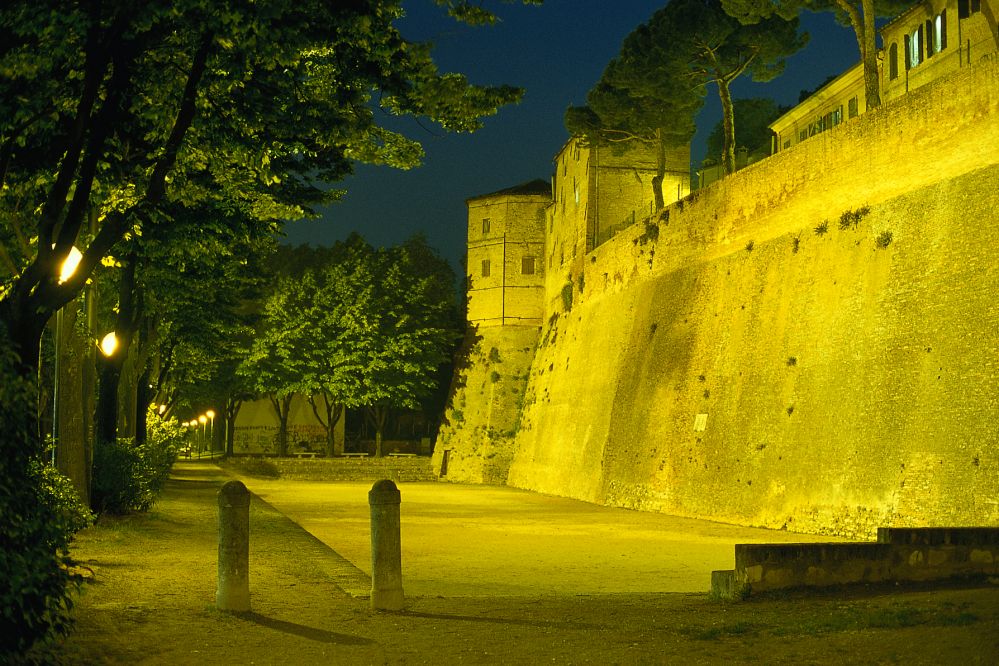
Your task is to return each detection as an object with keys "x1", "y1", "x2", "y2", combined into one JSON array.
[
  {"x1": 465, "y1": 180, "x2": 550, "y2": 328},
  {"x1": 770, "y1": 0, "x2": 998, "y2": 152}
]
